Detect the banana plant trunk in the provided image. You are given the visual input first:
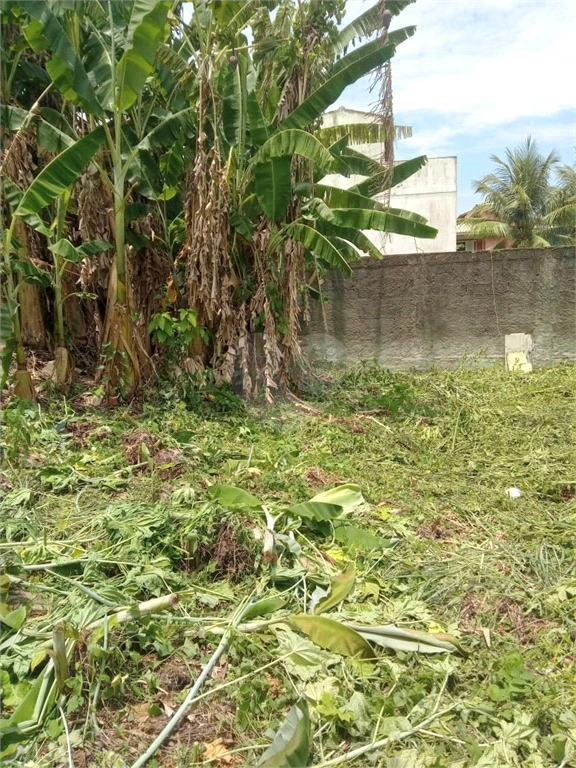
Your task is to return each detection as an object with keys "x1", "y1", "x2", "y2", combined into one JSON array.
[
  {"x1": 16, "y1": 218, "x2": 47, "y2": 350},
  {"x1": 99, "y1": 165, "x2": 140, "y2": 404},
  {"x1": 2, "y1": 217, "x2": 35, "y2": 400},
  {"x1": 53, "y1": 192, "x2": 73, "y2": 387}
]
